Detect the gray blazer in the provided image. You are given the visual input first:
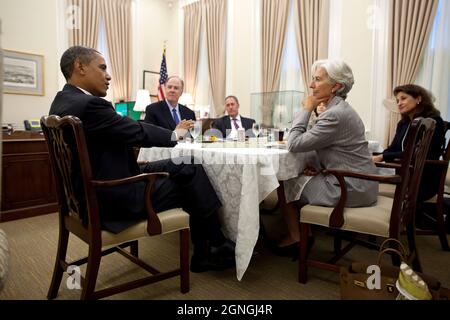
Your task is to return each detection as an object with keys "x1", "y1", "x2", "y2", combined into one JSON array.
[{"x1": 287, "y1": 96, "x2": 378, "y2": 207}]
